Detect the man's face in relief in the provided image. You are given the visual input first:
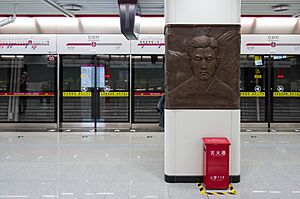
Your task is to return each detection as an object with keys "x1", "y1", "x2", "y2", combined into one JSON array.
[{"x1": 190, "y1": 47, "x2": 217, "y2": 80}]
